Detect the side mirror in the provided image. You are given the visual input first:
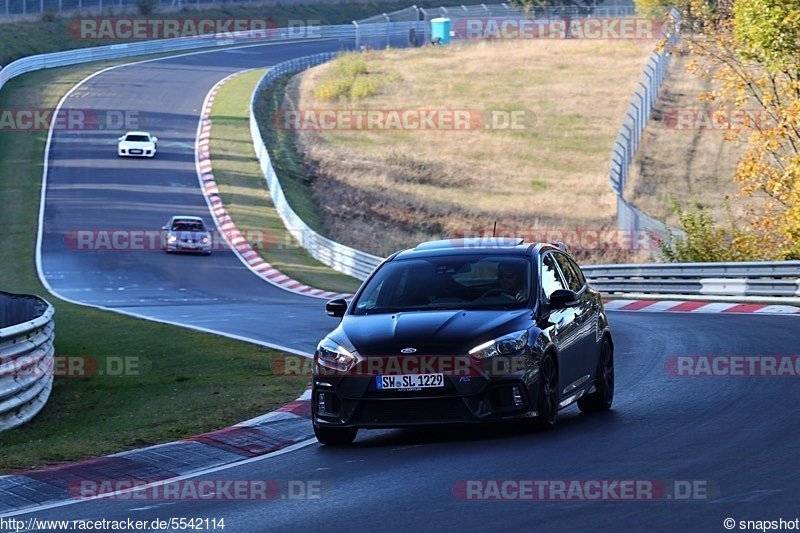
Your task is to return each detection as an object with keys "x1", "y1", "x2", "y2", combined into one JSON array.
[
  {"x1": 161, "y1": 225, "x2": 168, "y2": 230},
  {"x1": 325, "y1": 298, "x2": 348, "y2": 318},
  {"x1": 118, "y1": 136, "x2": 124, "y2": 141},
  {"x1": 152, "y1": 137, "x2": 158, "y2": 143},
  {"x1": 549, "y1": 289, "x2": 578, "y2": 310}
]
